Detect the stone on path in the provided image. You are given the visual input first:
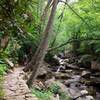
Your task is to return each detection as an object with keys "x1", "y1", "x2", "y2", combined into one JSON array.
[{"x1": 3, "y1": 67, "x2": 38, "y2": 100}]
